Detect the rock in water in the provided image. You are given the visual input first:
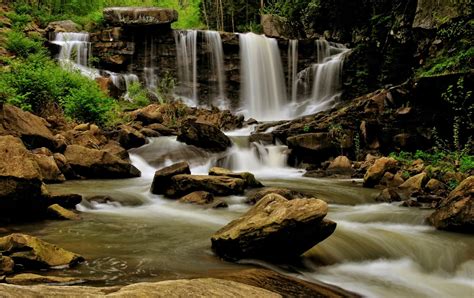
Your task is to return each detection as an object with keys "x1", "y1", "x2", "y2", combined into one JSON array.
[
  {"x1": 177, "y1": 118, "x2": 231, "y2": 152},
  {"x1": 150, "y1": 162, "x2": 191, "y2": 195},
  {"x1": 363, "y1": 157, "x2": 399, "y2": 187},
  {"x1": 427, "y1": 176, "x2": 473, "y2": 233},
  {"x1": 211, "y1": 194, "x2": 336, "y2": 261},
  {"x1": 0, "y1": 256, "x2": 14, "y2": 275},
  {"x1": 167, "y1": 175, "x2": 246, "y2": 198},
  {"x1": 245, "y1": 187, "x2": 306, "y2": 205},
  {"x1": 0, "y1": 233, "x2": 84, "y2": 268},
  {"x1": 209, "y1": 167, "x2": 263, "y2": 188}
]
